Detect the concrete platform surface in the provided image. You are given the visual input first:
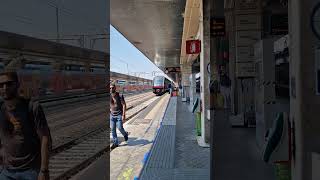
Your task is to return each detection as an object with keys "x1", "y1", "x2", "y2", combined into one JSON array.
[{"x1": 141, "y1": 97, "x2": 210, "y2": 180}]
